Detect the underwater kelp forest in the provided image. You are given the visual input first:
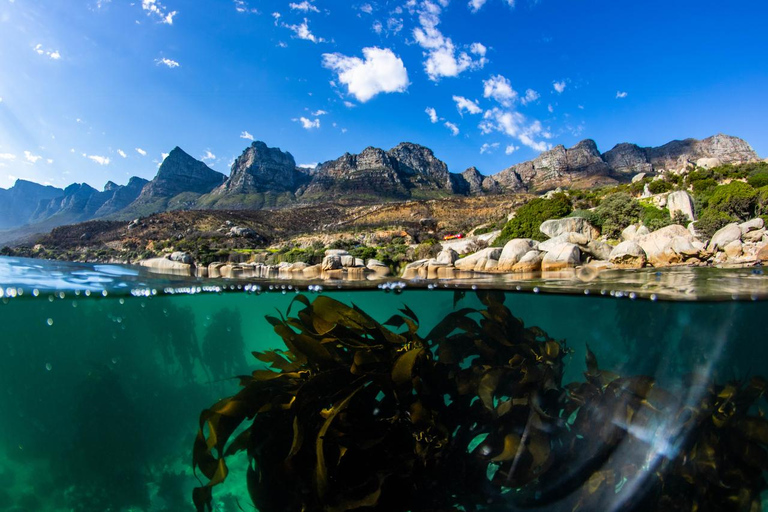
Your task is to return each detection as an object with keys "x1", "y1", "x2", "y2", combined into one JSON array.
[
  {"x1": 193, "y1": 292, "x2": 768, "y2": 512},
  {"x1": 1, "y1": 262, "x2": 767, "y2": 511}
]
